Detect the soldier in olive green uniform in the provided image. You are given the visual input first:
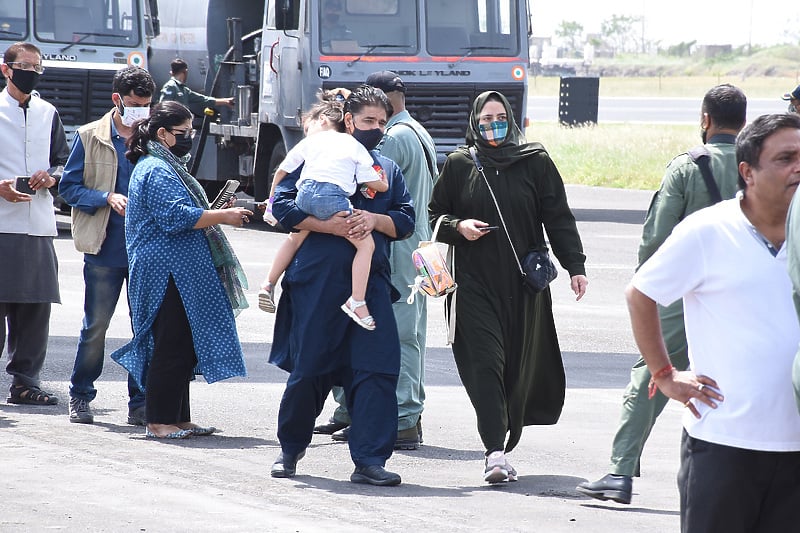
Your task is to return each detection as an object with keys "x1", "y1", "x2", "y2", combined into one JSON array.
[
  {"x1": 158, "y1": 58, "x2": 234, "y2": 115},
  {"x1": 578, "y1": 84, "x2": 747, "y2": 505},
  {"x1": 784, "y1": 173, "x2": 800, "y2": 415}
]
